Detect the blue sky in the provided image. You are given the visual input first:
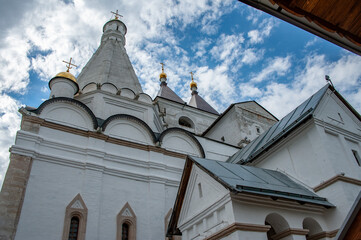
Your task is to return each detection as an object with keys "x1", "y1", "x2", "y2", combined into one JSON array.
[{"x1": 0, "y1": 0, "x2": 360, "y2": 186}]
